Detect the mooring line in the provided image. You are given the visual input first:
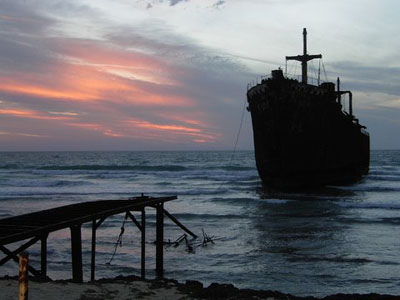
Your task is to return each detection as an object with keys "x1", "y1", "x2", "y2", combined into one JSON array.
[{"x1": 216, "y1": 96, "x2": 247, "y2": 193}]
